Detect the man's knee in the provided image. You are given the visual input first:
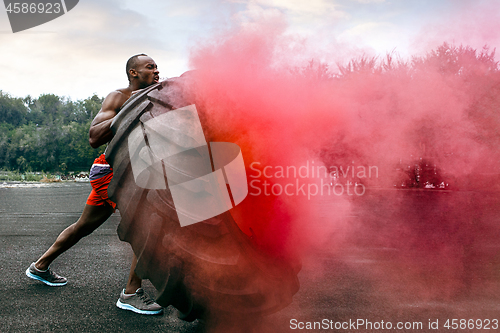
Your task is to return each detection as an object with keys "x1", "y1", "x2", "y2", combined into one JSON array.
[
  {"x1": 63, "y1": 222, "x2": 88, "y2": 239},
  {"x1": 77, "y1": 225, "x2": 96, "y2": 238},
  {"x1": 78, "y1": 208, "x2": 110, "y2": 234},
  {"x1": 72, "y1": 219, "x2": 98, "y2": 238},
  {"x1": 77, "y1": 220, "x2": 103, "y2": 238}
]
